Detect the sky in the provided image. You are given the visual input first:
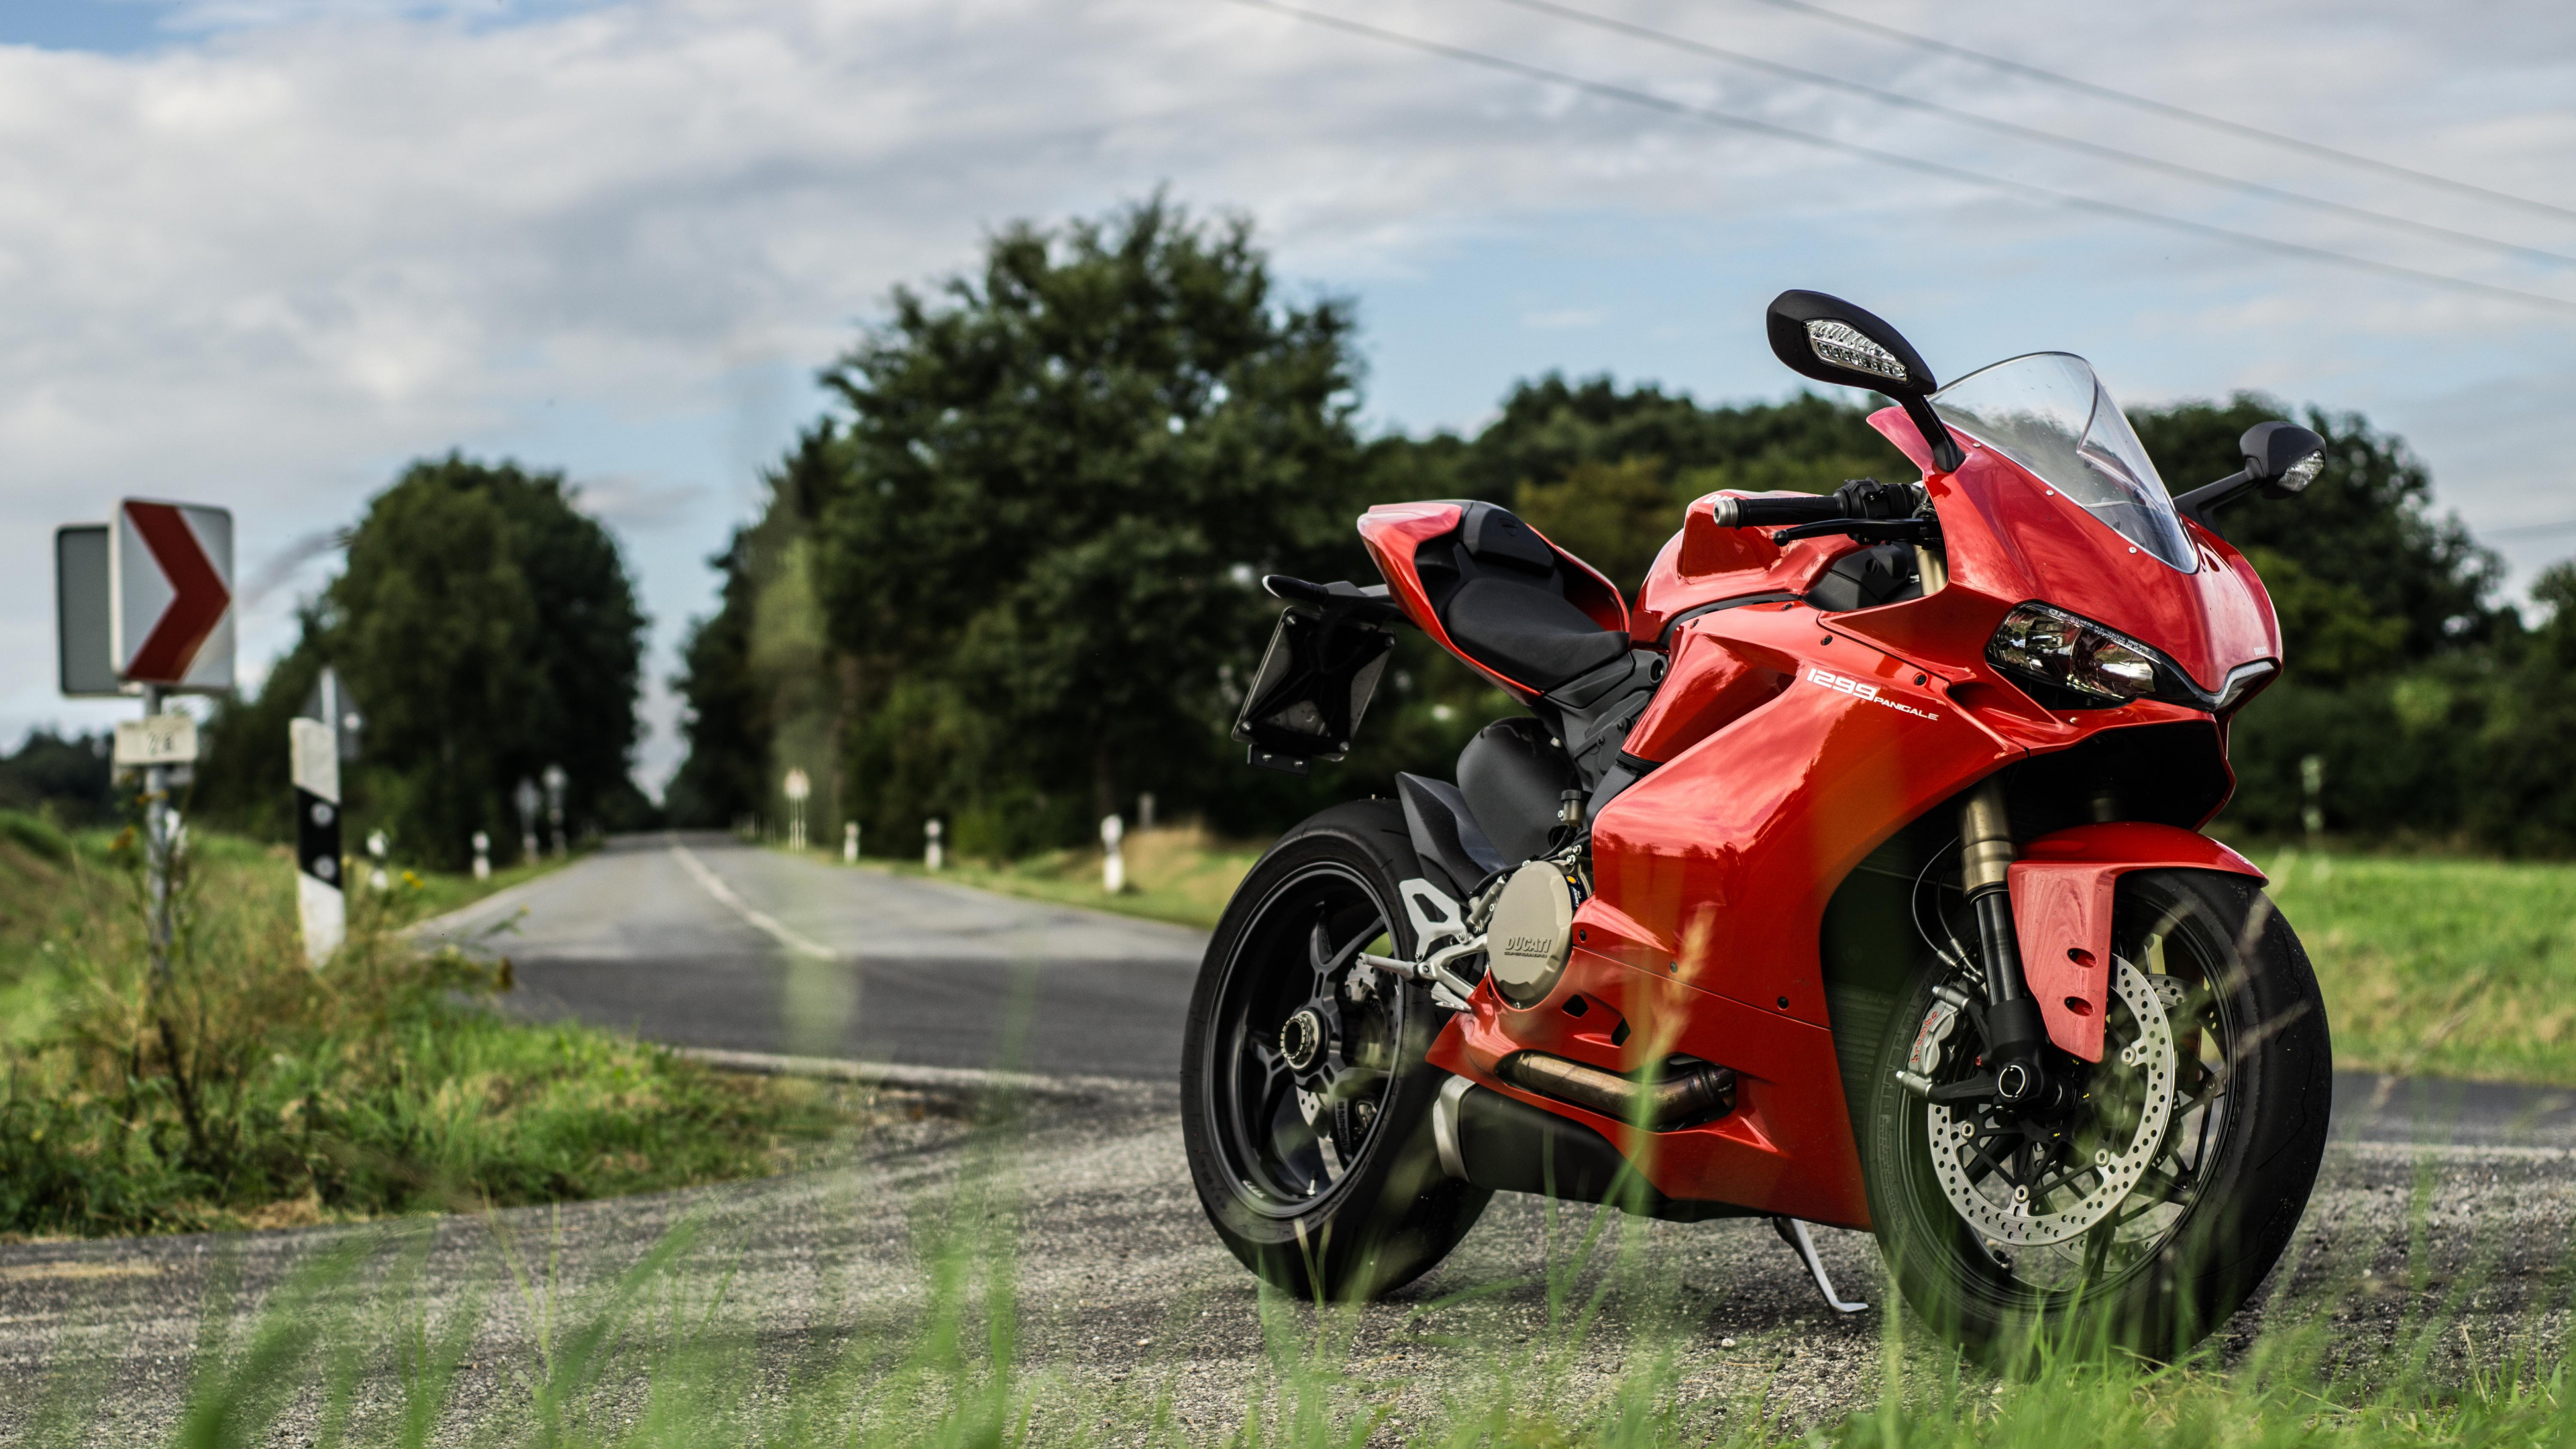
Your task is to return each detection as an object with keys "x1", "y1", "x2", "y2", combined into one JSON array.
[{"x1": 4, "y1": 0, "x2": 2573, "y2": 796}]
